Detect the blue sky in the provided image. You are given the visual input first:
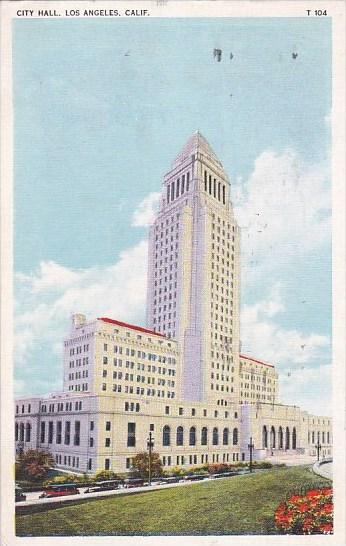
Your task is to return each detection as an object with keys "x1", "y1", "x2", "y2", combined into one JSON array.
[{"x1": 13, "y1": 17, "x2": 332, "y2": 414}]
